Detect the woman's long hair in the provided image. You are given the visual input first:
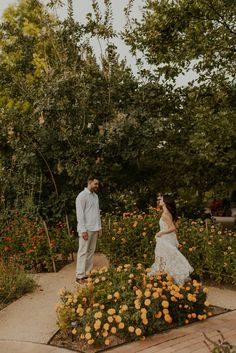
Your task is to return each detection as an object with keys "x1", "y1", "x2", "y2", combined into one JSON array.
[{"x1": 163, "y1": 195, "x2": 178, "y2": 223}]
